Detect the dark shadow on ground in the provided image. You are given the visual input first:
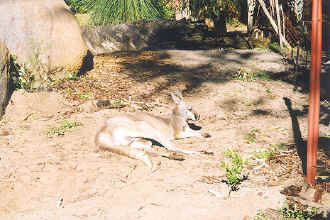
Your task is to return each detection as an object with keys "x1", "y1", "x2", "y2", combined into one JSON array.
[
  {"x1": 284, "y1": 97, "x2": 330, "y2": 176},
  {"x1": 112, "y1": 49, "x2": 254, "y2": 100},
  {"x1": 283, "y1": 97, "x2": 307, "y2": 174},
  {"x1": 114, "y1": 48, "x2": 329, "y2": 126},
  {"x1": 145, "y1": 21, "x2": 252, "y2": 51},
  {"x1": 78, "y1": 50, "x2": 94, "y2": 76}
]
